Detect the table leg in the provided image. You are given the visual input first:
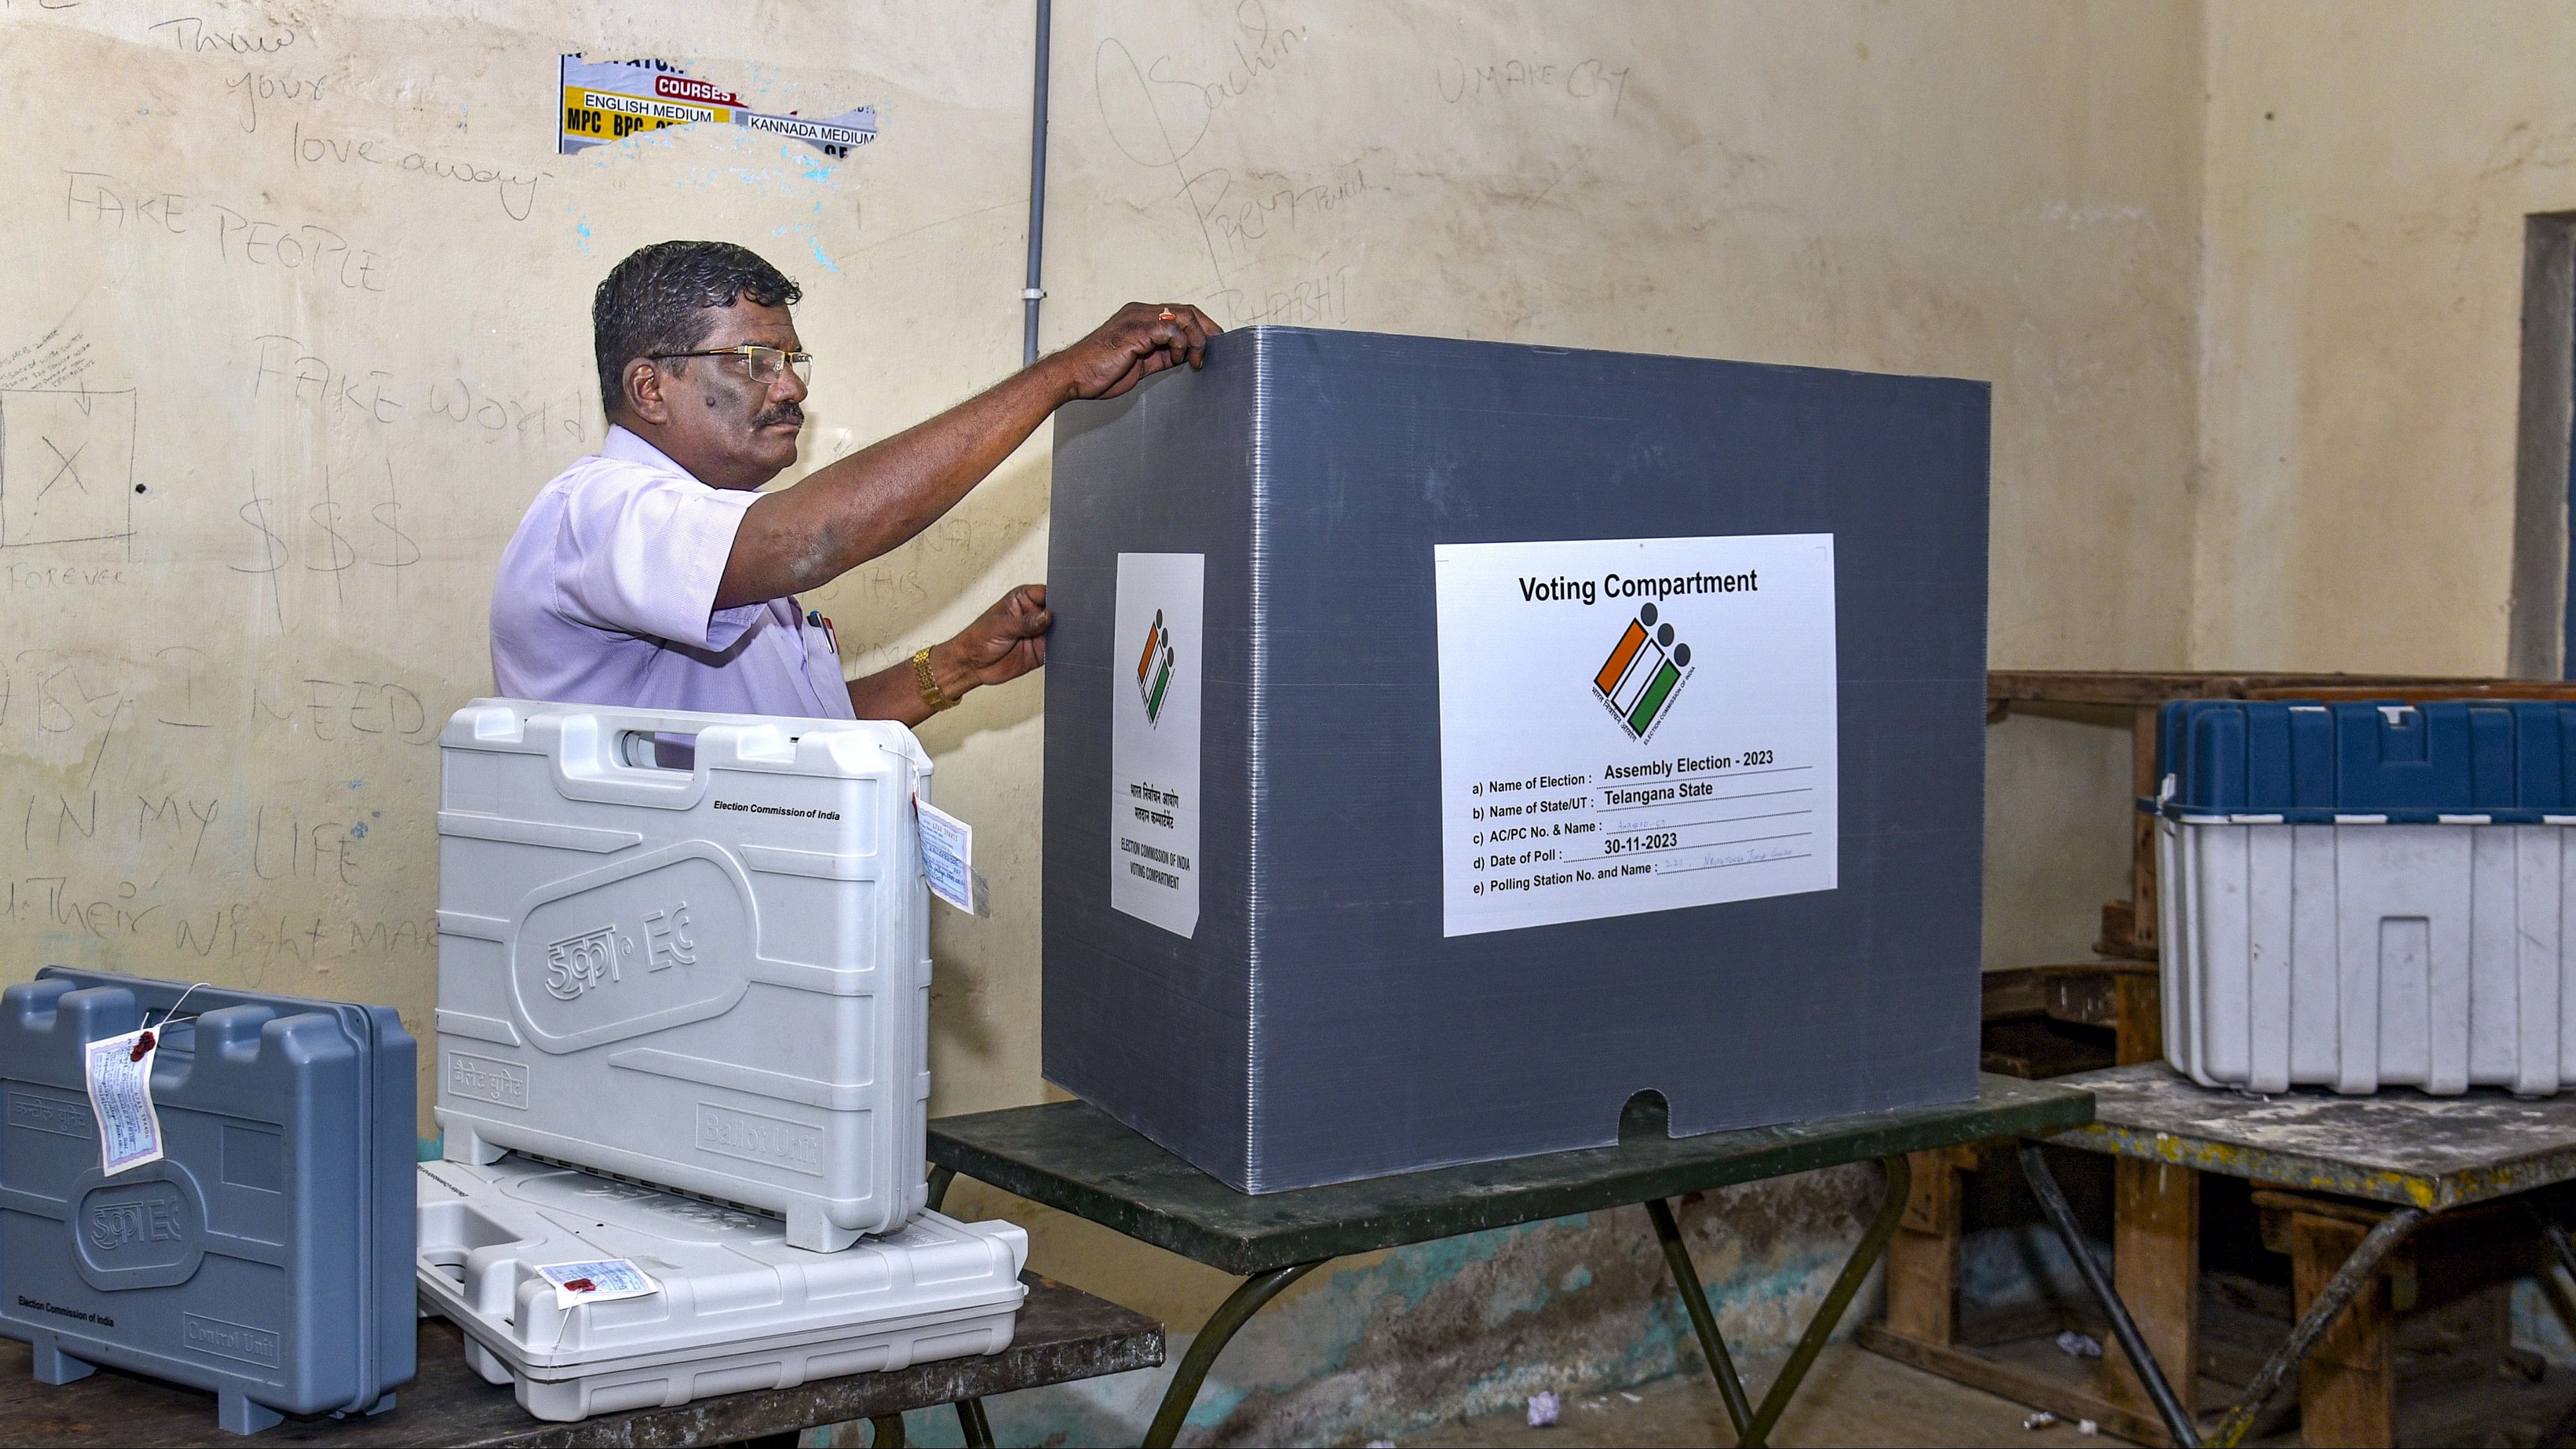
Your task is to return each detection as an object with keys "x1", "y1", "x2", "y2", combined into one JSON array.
[
  {"x1": 2287, "y1": 1211, "x2": 2394, "y2": 1446},
  {"x1": 2532, "y1": 1205, "x2": 2576, "y2": 1449},
  {"x1": 1141, "y1": 1261, "x2": 1324, "y2": 1449},
  {"x1": 1647, "y1": 1154, "x2": 1914, "y2": 1448},
  {"x1": 2205, "y1": 1203, "x2": 2425, "y2": 1449},
  {"x1": 2016, "y1": 1144, "x2": 2199, "y2": 1448},
  {"x1": 2532, "y1": 1199, "x2": 2576, "y2": 1283},
  {"x1": 1881, "y1": 1148, "x2": 1966, "y2": 1347},
  {"x1": 954, "y1": 1395, "x2": 995, "y2": 1449},
  {"x1": 1646, "y1": 1196, "x2": 1756, "y2": 1436},
  {"x1": 921, "y1": 1168, "x2": 997, "y2": 1448},
  {"x1": 1741, "y1": 1153, "x2": 1914, "y2": 1446},
  {"x1": 2111, "y1": 1157, "x2": 2199, "y2": 1420}
]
